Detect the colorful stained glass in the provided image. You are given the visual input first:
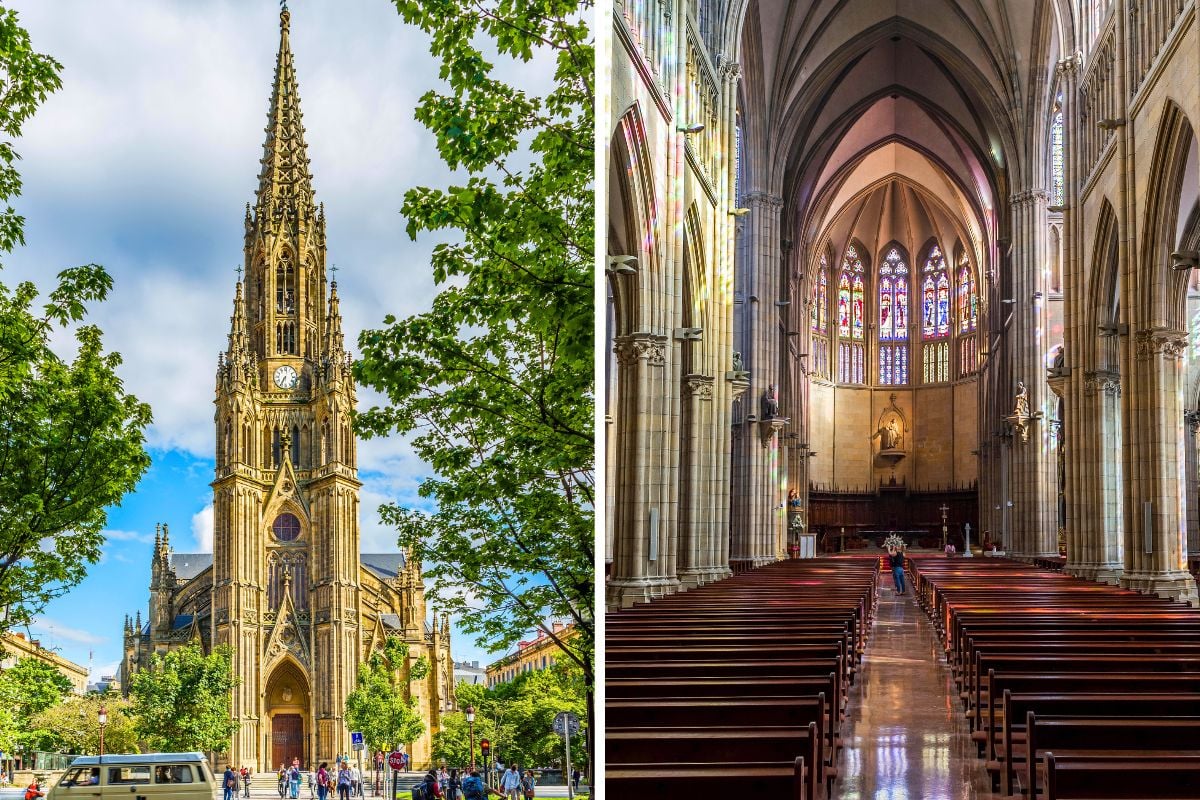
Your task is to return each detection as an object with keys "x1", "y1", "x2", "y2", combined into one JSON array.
[
  {"x1": 811, "y1": 254, "x2": 828, "y2": 333},
  {"x1": 922, "y1": 242, "x2": 949, "y2": 340},
  {"x1": 1050, "y1": 104, "x2": 1064, "y2": 206},
  {"x1": 937, "y1": 272, "x2": 950, "y2": 336},
  {"x1": 838, "y1": 273, "x2": 850, "y2": 337},
  {"x1": 852, "y1": 275, "x2": 864, "y2": 339},
  {"x1": 879, "y1": 248, "x2": 908, "y2": 341}
]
